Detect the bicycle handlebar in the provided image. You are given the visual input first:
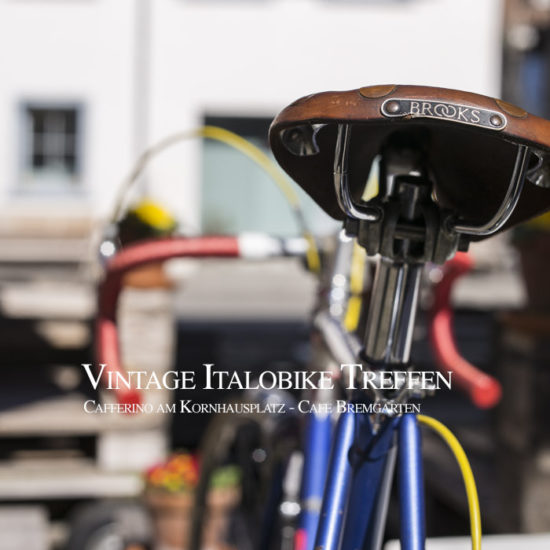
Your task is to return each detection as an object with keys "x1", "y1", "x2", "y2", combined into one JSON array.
[
  {"x1": 429, "y1": 252, "x2": 502, "y2": 409},
  {"x1": 96, "y1": 234, "x2": 307, "y2": 404},
  {"x1": 98, "y1": 236, "x2": 501, "y2": 409}
]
